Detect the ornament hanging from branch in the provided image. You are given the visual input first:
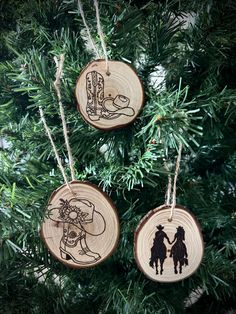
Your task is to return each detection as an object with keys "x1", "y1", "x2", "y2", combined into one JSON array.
[
  {"x1": 75, "y1": 0, "x2": 144, "y2": 130},
  {"x1": 40, "y1": 54, "x2": 119, "y2": 268},
  {"x1": 41, "y1": 181, "x2": 119, "y2": 267},
  {"x1": 134, "y1": 204, "x2": 204, "y2": 282},
  {"x1": 134, "y1": 145, "x2": 204, "y2": 282}
]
